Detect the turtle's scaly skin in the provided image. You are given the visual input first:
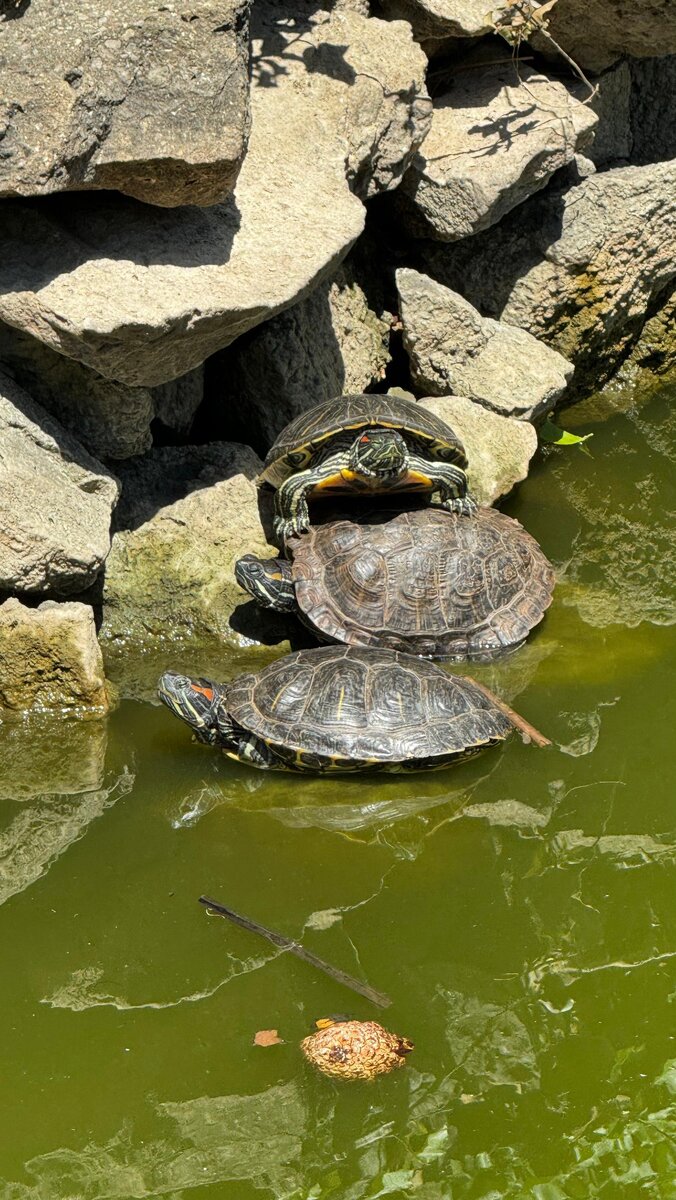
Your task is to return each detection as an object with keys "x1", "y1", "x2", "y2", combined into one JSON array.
[
  {"x1": 288, "y1": 507, "x2": 554, "y2": 661},
  {"x1": 301, "y1": 1020, "x2": 414, "y2": 1080},
  {"x1": 260, "y1": 394, "x2": 467, "y2": 488}
]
